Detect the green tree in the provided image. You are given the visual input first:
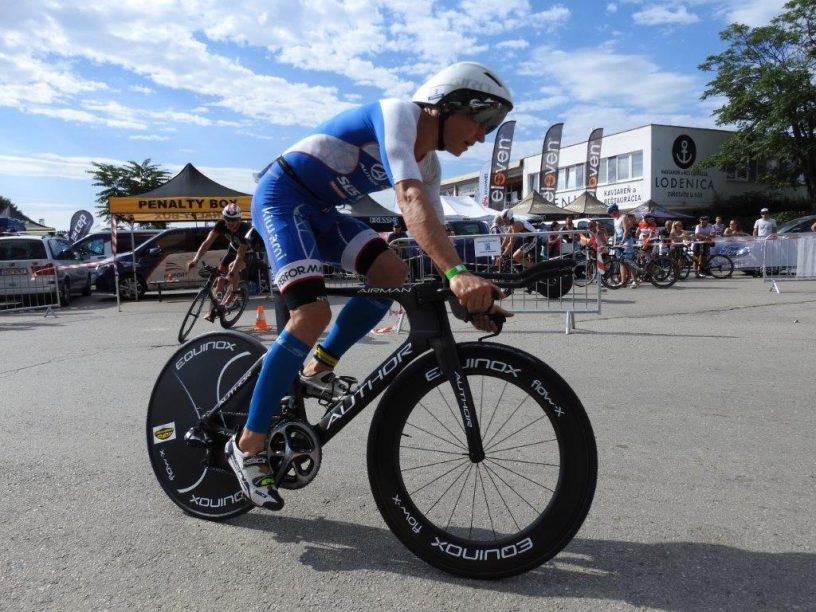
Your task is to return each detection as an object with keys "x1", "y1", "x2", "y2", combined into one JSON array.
[
  {"x1": 699, "y1": 0, "x2": 816, "y2": 210},
  {"x1": 0, "y1": 195, "x2": 34, "y2": 222},
  {"x1": 87, "y1": 159, "x2": 170, "y2": 227}
]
